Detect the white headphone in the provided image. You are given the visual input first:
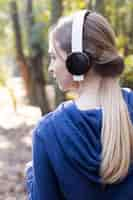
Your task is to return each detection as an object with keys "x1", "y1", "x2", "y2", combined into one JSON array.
[{"x1": 66, "y1": 9, "x2": 92, "y2": 81}]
